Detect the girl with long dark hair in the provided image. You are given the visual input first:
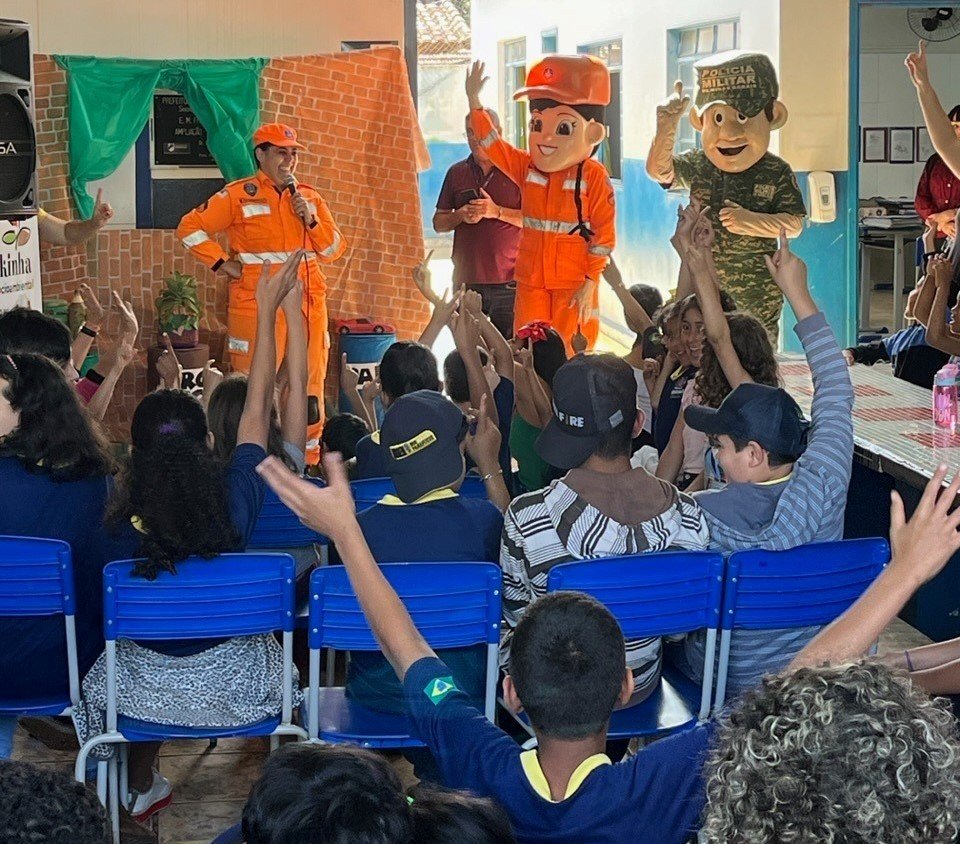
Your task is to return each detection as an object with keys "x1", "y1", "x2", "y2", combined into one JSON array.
[{"x1": 75, "y1": 253, "x2": 305, "y2": 821}]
